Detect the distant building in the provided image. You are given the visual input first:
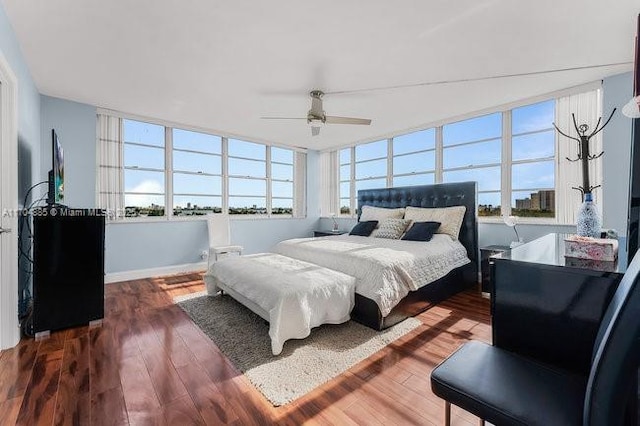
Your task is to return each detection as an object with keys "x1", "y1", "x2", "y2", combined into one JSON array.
[
  {"x1": 515, "y1": 198, "x2": 531, "y2": 210},
  {"x1": 515, "y1": 190, "x2": 555, "y2": 211},
  {"x1": 537, "y1": 190, "x2": 555, "y2": 211}
]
